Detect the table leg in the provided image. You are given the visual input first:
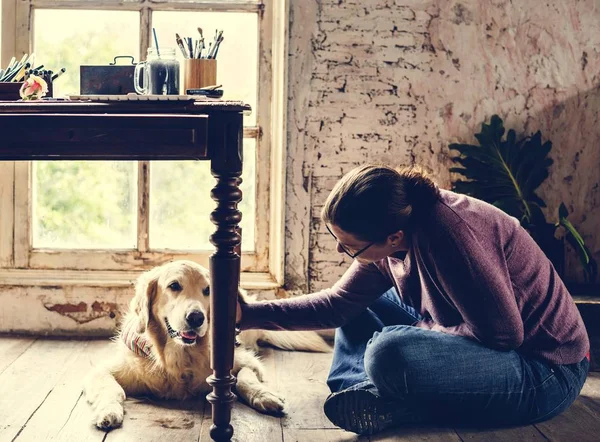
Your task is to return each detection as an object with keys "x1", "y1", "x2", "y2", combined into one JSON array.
[{"x1": 206, "y1": 112, "x2": 243, "y2": 442}]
